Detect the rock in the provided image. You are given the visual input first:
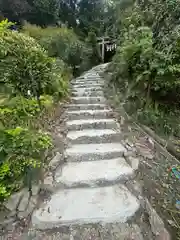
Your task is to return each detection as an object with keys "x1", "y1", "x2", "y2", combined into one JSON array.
[
  {"x1": 145, "y1": 199, "x2": 169, "y2": 237},
  {"x1": 18, "y1": 198, "x2": 36, "y2": 219},
  {"x1": 18, "y1": 192, "x2": 34, "y2": 212},
  {"x1": 123, "y1": 151, "x2": 137, "y2": 158},
  {"x1": 125, "y1": 145, "x2": 133, "y2": 151},
  {"x1": 42, "y1": 173, "x2": 54, "y2": 189},
  {"x1": 0, "y1": 208, "x2": 16, "y2": 231},
  {"x1": 167, "y1": 220, "x2": 176, "y2": 227},
  {"x1": 137, "y1": 147, "x2": 154, "y2": 160},
  {"x1": 120, "y1": 116, "x2": 125, "y2": 125},
  {"x1": 156, "y1": 229, "x2": 171, "y2": 240},
  {"x1": 5, "y1": 187, "x2": 38, "y2": 221},
  {"x1": 49, "y1": 152, "x2": 62, "y2": 170},
  {"x1": 0, "y1": 216, "x2": 15, "y2": 226},
  {"x1": 129, "y1": 224, "x2": 144, "y2": 240},
  {"x1": 147, "y1": 137, "x2": 154, "y2": 149},
  {"x1": 5, "y1": 191, "x2": 24, "y2": 211},
  {"x1": 126, "y1": 157, "x2": 139, "y2": 170},
  {"x1": 31, "y1": 185, "x2": 40, "y2": 196},
  {"x1": 128, "y1": 180, "x2": 143, "y2": 196},
  {"x1": 103, "y1": 223, "x2": 144, "y2": 240}
]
